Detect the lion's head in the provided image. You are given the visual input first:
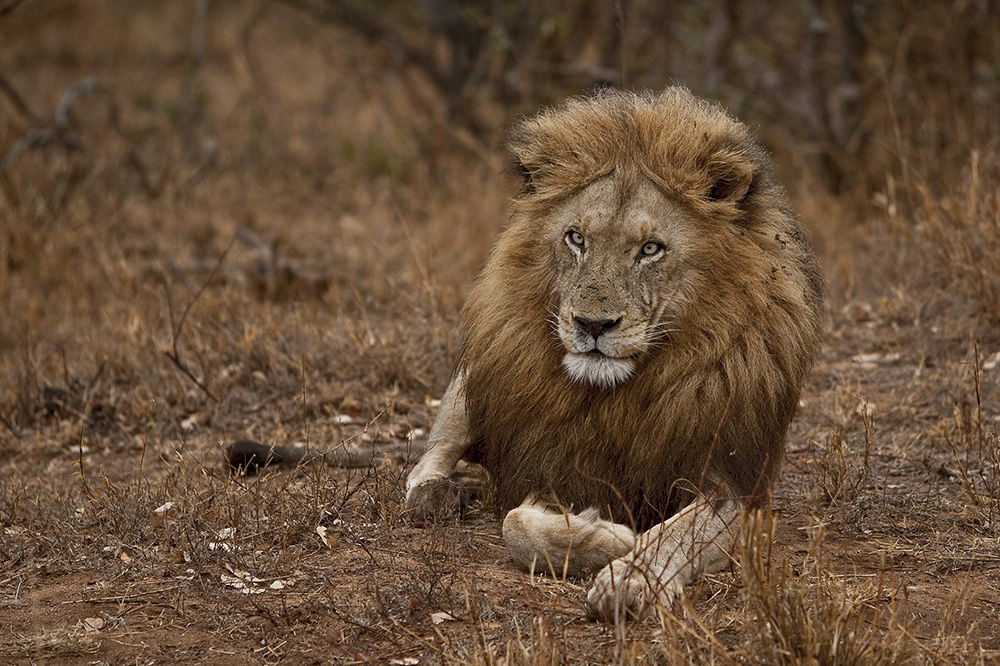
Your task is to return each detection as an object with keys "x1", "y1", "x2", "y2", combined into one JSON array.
[{"x1": 460, "y1": 88, "x2": 822, "y2": 527}]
